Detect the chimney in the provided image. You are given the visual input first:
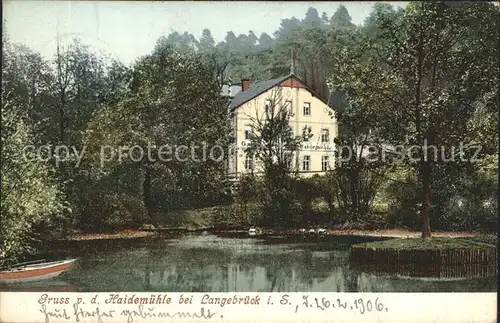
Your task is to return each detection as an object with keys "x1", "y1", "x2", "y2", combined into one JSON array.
[{"x1": 241, "y1": 78, "x2": 250, "y2": 91}]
